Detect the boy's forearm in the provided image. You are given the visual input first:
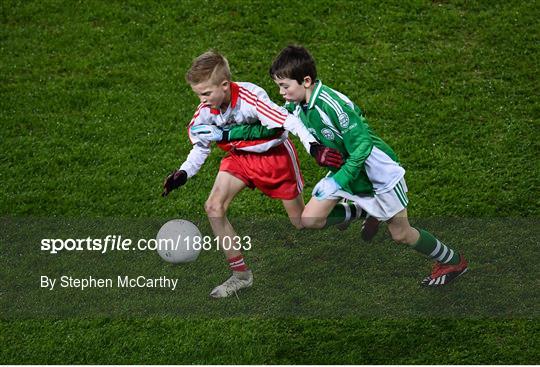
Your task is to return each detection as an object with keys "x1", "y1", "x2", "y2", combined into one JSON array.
[
  {"x1": 282, "y1": 114, "x2": 317, "y2": 152},
  {"x1": 179, "y1": 144, "x2": 211, "y2": 178},
  {"x1": 226, "y1": 124, "x2": 284, "y2": 141},
  {"x1": 332, "y1": 139, "x2": 372, "y2": 188}
]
